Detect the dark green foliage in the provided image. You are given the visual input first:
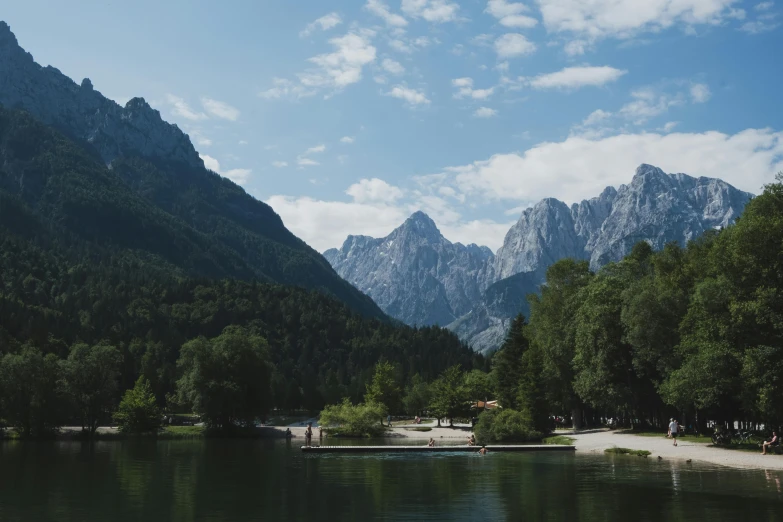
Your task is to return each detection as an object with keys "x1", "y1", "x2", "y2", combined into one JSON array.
[
  {"x1": 402, "y1": 374, "x2": 432, "y2": 416},
  {"x1": 114, "y1": 376, "x2": 161, "y2": 433},
  {"x1": 176, "y1": 326, "x2": 272, "y2": 430},
  {"x1": 364, "y1": 361, "x2": 402, "y2": 414},
  {"x1": 61, "y1": 343, "x2": 123, "y2": 434},
  {"x1": 0, "y1": 346, "x2": 64, "y2": 437},
  {"x1": 492, "y1": 315, "x2": 528, "y2": 409},
  {"x1": 0, "y1": 105, "x2": 483, "y2": 422},
  {"x1": 474, "y1": 408, "x2": 542, "y2": 444},
  {"x1": 525, "y1": 174, "x2": 783, "y2": 430},
  {"x1": 428, "y1": 365, "x2": 470, "y2": 426},
  {"x1": 318, "y1": 399, "x2": 387, "y2": 437}
]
